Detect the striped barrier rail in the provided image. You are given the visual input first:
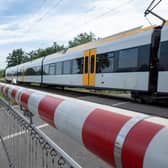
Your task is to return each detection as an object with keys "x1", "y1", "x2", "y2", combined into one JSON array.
[{"x1": 0, "y1": 83, "x2": 168, "y2": 168}]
